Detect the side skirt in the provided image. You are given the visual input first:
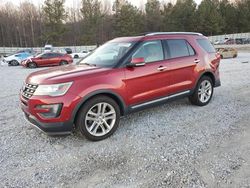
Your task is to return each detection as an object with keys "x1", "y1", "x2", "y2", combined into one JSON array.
[{"x1": 127, "y1": 90, "x2": 192, "y2": 114}]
